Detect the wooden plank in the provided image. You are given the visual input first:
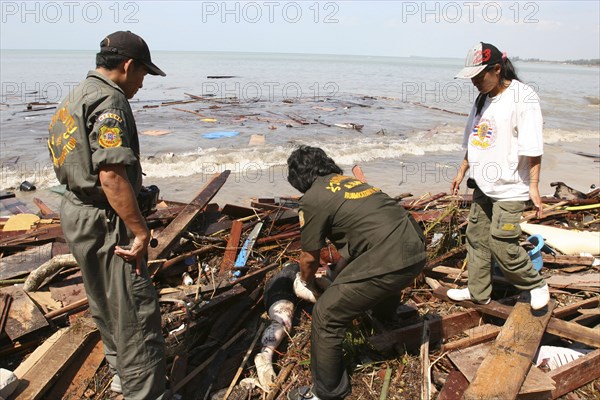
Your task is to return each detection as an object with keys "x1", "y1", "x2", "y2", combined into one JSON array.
[
  {"x1": 0, "y1": 224, "x2": 63, "y2": 251},
  {"x1": 440, "y1": 323, "x2": 501, "y2": 353},
  {"x1": 0, "y1": 286, "x2": 48, "y2": 340},
  {"x1": 433, "y1": 286, "x2": 600, "y2": 348},
  {"x1": 11, "y1": 320, "x2": 97, "y2": 400},
  {"x1": 32, "y1": 198, "x2": 59, "y2": 219},
  {"x1": 552, "y1": 297, "x2": 599, "y2": 319},
  {"x1": 369, "y1": 309, "x2": 481, "y2": 353},
  {"x1": 148, "y1": 171, "x2": 230, "y2": 273},
  {"x1": 43, "y1": 330, "x2": 103, "y2": 400},
  {"x1": 542, "y1": 254, "x2": 595, "y2": 266},
  {"x1": 546, "y1": 273, "x2": 600, "y2": 289},
  {"x1": 437, "y1": 370, "x2": 469, "y2": 400},
  {"x1": 449, "y1": 342, "x2": 556, "y2": 396},
  {"x1": 0, "y1": 293, "x2": 12, "y2": 334},
  {"x1": 0, "y1": 242, "x2": 53, "y2": 280},
  {"x1": 13, "y1": 328, "x2": 68, "y2": 379},
  {"x1": 462, "y1": 300, "x2": 554, "y2": 400},
  {"x1": 219, "y1": 219, "x2": 243, "y2": 274},
  {"x1": 547, "y1": 348, "x2": 600, "y2": 399}
]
